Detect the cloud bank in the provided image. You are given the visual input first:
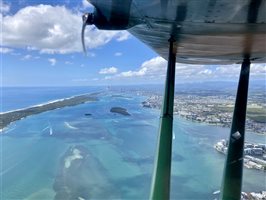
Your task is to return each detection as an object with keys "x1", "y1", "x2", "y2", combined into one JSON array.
[
  {"x1": 1, "y1": 4, "x2": 130, "y2": 54},
  {"x1": 104, "y1": 57, "x2": 266, "y2": 83},
  {"x1": 99, "y1": 67, "x2": 118, "y2": 74}
]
